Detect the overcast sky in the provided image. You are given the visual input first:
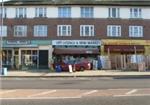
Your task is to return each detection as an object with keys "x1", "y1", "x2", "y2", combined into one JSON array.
[{"x1": 0, "y1": 0, "x2": 10, "y2": 2}]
